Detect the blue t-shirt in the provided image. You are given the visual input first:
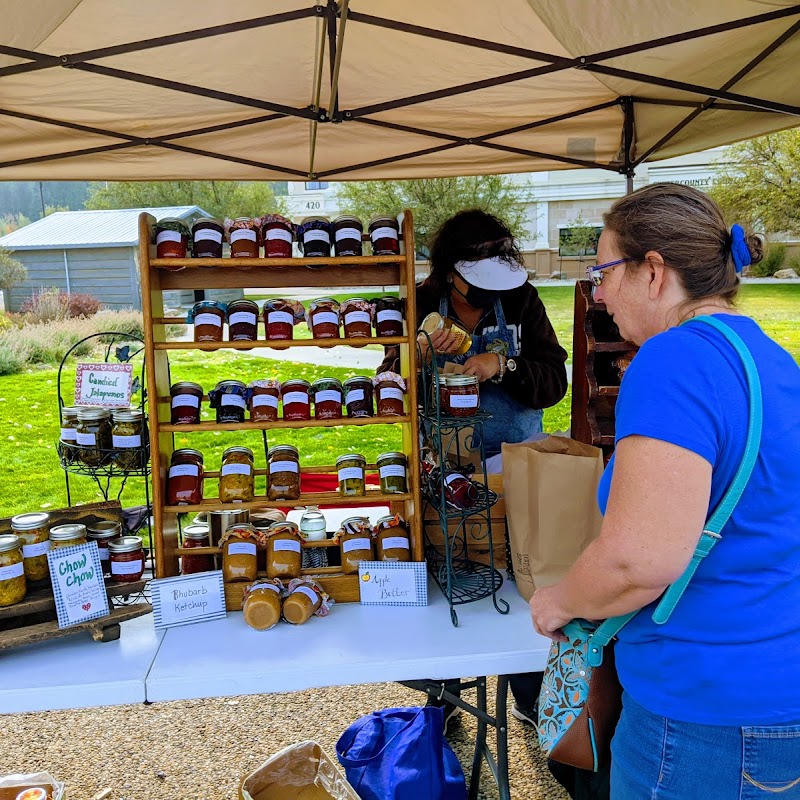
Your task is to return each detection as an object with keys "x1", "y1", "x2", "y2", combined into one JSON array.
[{"x1": 598, "y1": 314, "x2": 800, "y2": 725}]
